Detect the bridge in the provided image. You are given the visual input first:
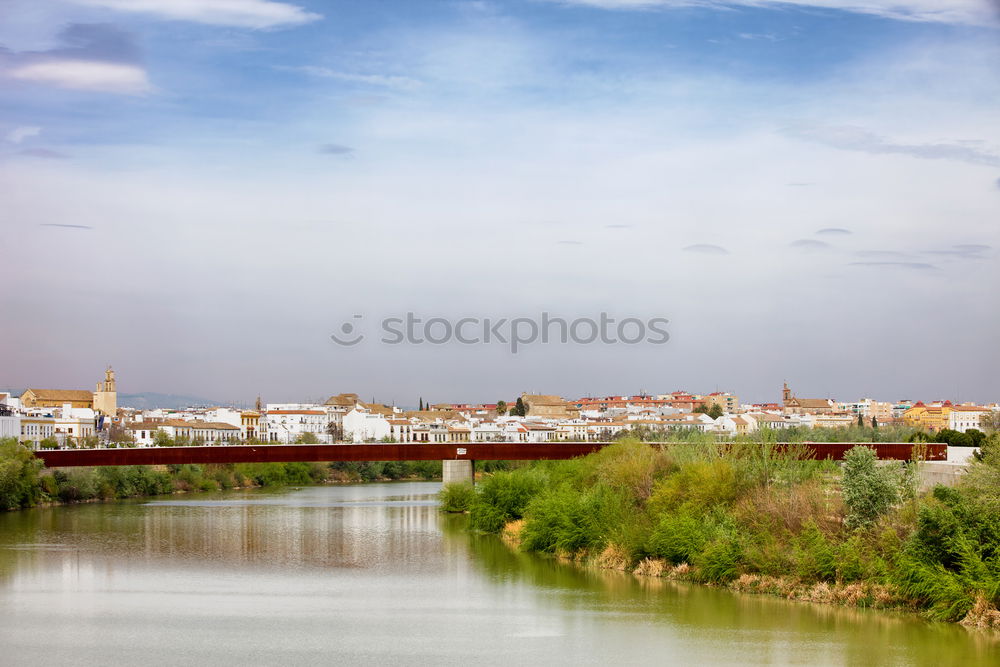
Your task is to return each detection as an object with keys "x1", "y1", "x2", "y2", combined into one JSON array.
[{"x1": 35, "y1": 441, "x2": 945, "y2": 485}]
